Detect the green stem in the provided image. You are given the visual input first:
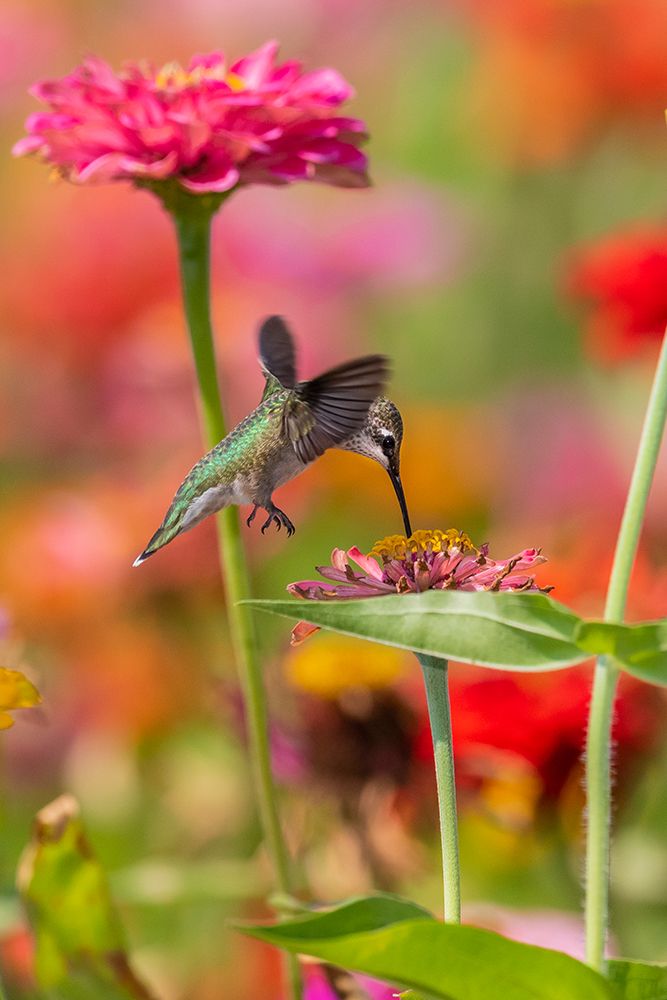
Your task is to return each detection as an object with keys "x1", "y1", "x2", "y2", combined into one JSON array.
[
  {"x1": 171, "y1": 204, "x2": 301, "y2": 999},
  {"x1": 417, "y1": 654, "x2": 461, "y2": 923},
  {"x1": 585, "y1": 329, "x2": 667, "y2": 971}
]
